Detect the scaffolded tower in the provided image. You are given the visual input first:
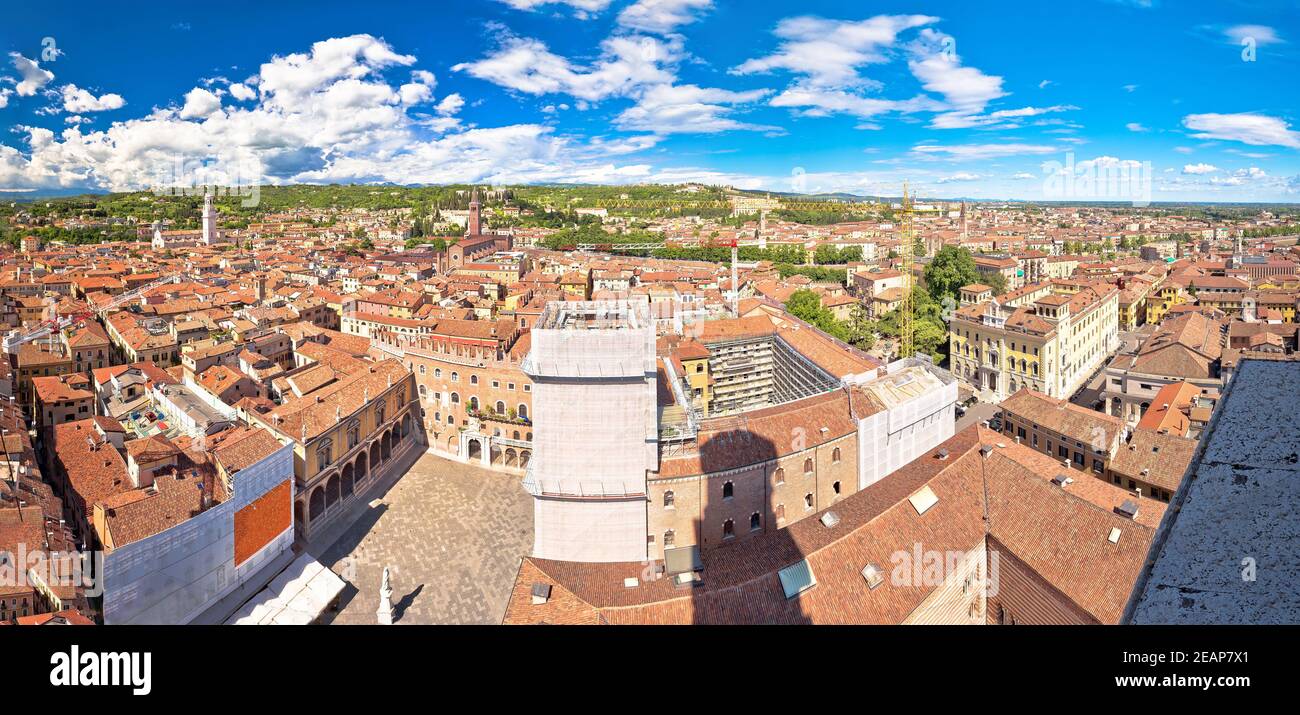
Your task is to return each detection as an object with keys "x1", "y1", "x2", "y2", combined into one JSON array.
[
  {"x1": 897, "y1": 182, "x2": 915, "y2": 359},
  {"x1": 521, "y1": 301, "x2": 659, "y2": 563}
]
